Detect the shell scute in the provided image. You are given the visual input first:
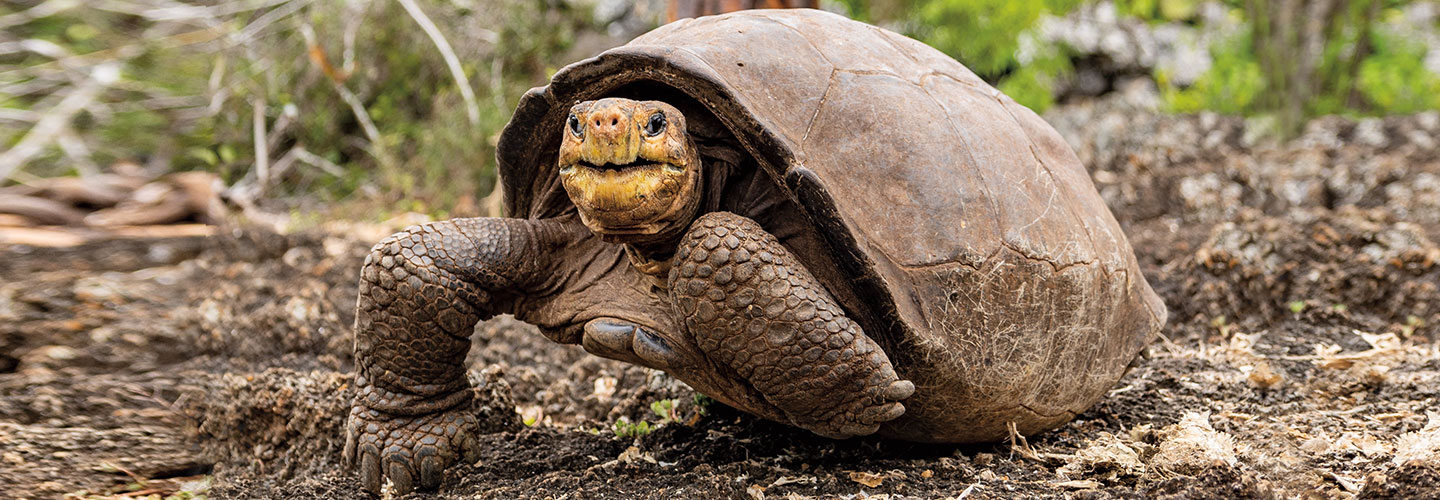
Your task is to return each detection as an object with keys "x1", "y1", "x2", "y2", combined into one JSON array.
[
  {"x1": 636, "y1": 14, "x2": 833, "y2": 149},
  {"x1": 801, "y1": 70, "x2": 1000, "y2": 269}
]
